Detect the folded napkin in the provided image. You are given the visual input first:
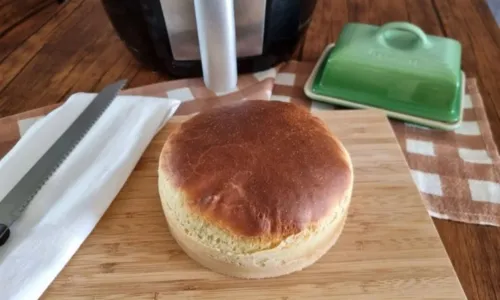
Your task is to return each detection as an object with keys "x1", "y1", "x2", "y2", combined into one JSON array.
[{"x1": 0, "y1": 93, "x2": 180, "y2": 300}]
